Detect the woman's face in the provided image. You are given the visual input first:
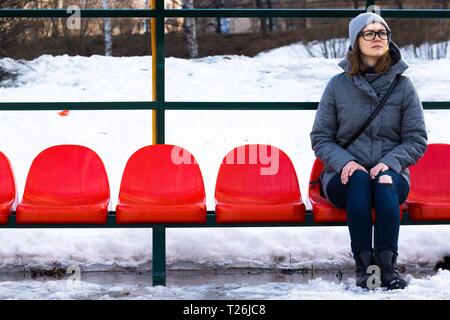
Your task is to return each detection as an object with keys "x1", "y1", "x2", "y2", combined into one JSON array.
[{"x1": 357, "y1": 22, "x2": 389, "y2": 59}]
